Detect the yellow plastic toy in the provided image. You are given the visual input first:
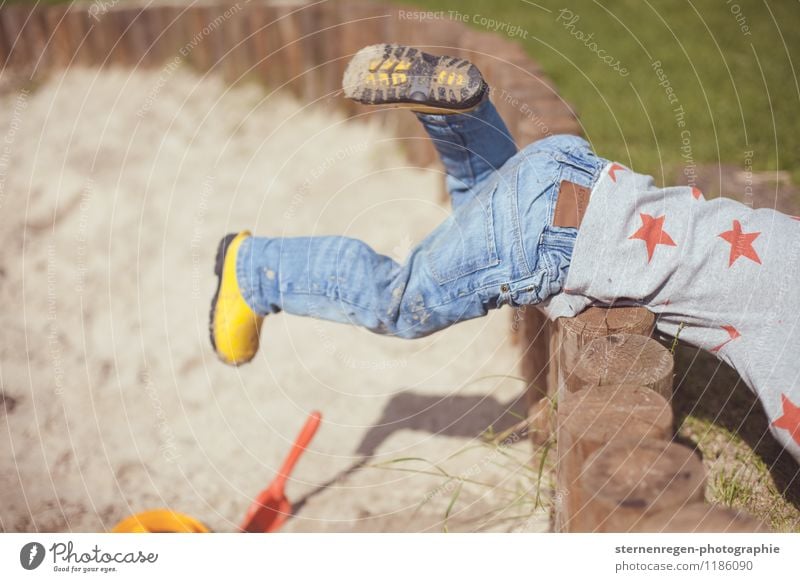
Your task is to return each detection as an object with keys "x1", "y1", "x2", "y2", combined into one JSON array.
[{"x1": 111, "y1": 509, "x2": 209, "y2": 533}]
